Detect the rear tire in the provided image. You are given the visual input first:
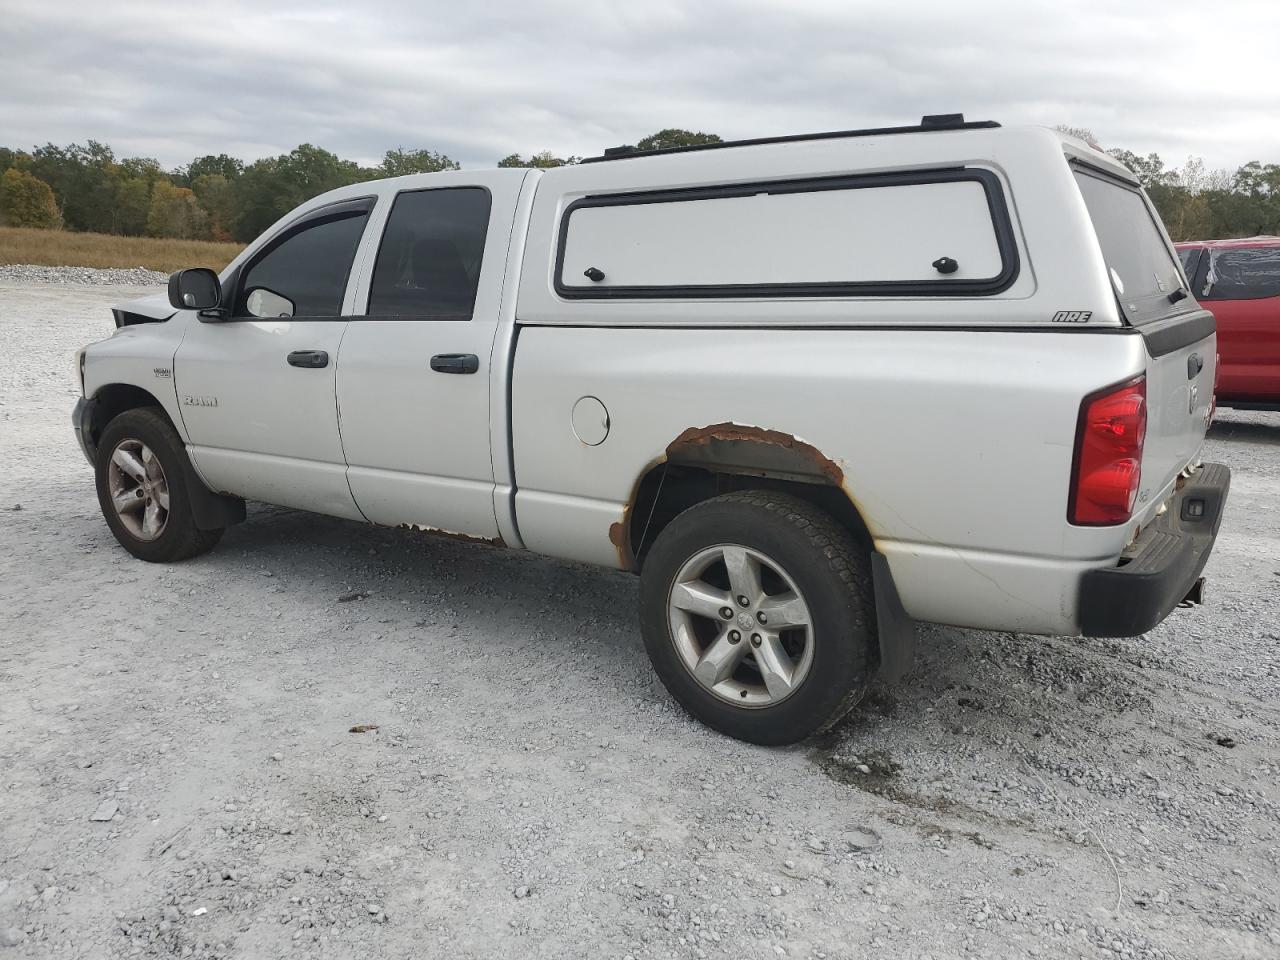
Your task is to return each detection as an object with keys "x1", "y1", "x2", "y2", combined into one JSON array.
[
  {"x1": 639, "y1": 490, "x2": 877, "y2": 745},
  {"x1": 95, "y1": 407, "x2": 223, "y2": 563}
]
